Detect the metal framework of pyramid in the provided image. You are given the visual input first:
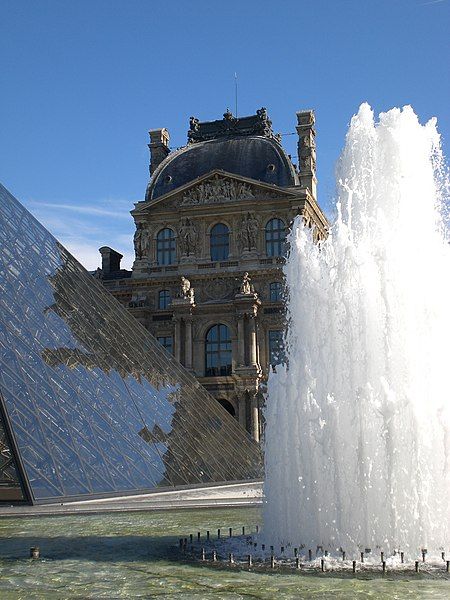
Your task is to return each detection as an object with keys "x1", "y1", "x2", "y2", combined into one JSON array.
[{"x1": 0, "y1": 183, "x2": 262, "y2": 504}]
